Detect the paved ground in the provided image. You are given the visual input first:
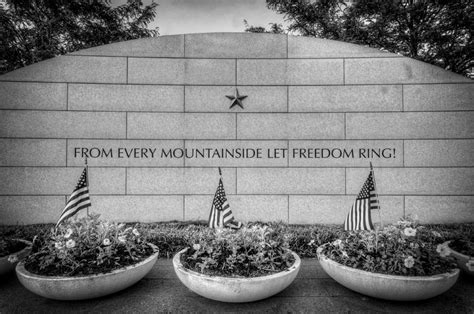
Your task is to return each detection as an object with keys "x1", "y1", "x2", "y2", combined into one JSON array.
[{"x1": 1, "y1": 258, "x2": 473, "y2": 313}]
